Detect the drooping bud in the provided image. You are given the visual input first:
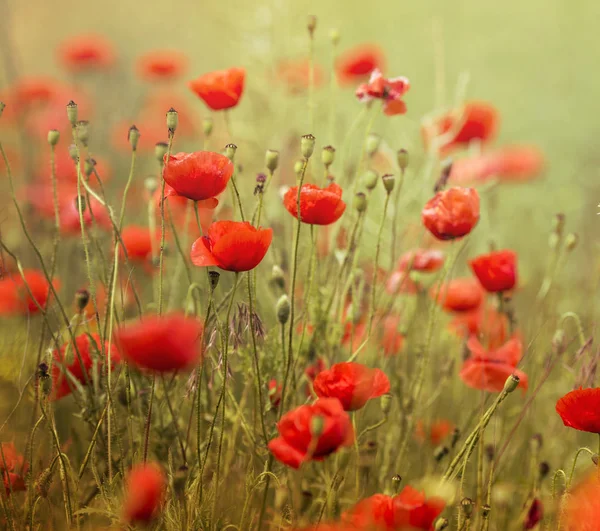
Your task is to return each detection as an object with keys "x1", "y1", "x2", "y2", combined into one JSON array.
[
  {"x1": 155, "y1": 142, "x2": 168, "y2": 164},
  {"x1": 362, "y1": 169, "x2": 379, "y2": 190},
  {"x1": 365, "y1": 133, "x2": 381, "y2": 156},
  {"x1": 202, "y1": 117, "x2": 213, "y2": 137},
  {"x1": 382, "y1": 174, "x2": 395, "y2": 194},
  {"x1": 329, "y1": 29, "x2": 340, "y2": 46},
  {"x1": 565, "y1": 233, "x2": 578, "y2": 251},
  {"x1": 461, "y1": 498, "x2": 474, "y2": 519},
  {"x1": 310, "y1": 414, "x2": 324, "y2": 437},
  {"x1": 144, "y1": 177, "x2": 158, "y2": 195},
  {"x1": 301, "y1": 134, "x2": 316, "y2": 159},
  {"x1": 276, "y1": 294, "x2": 291, "y2": 325},
  {"x1": 397, "y1": 149, "x2": 409, "y2": 171},
  {"x1": 76, "y1": 120, "x2": 90, "y2": 147},
  {"x1": 353, "y1": 192, "x2": 367, "y2": 213},
  {"x1": 321, "y1": 145, "x2": 336, "y2": 169},
  {"x1": 166, "y1": 107, "x2": 178, "y2": 133},
  {"x1": 503, "y1": 374, "x2": 520, "y2": 393},
  {"x1": 208, "y1": 271, "x2": 221, "y2": 292},
  {"x1": 271, "y1": 265, "x2": 285, "y2": 290},
  {"x1": 128, "y1": 125, "x2": 140, "y2": 151},
  {"x1": 225, "y1": 143, "x2": 237, "y2": 161},
  {"x1": 66, "y1": 100, "x2": 78, "y2": 127},
  {"x1": 47, "y1": 129, "x2": 60, "y2": 147},
  {"x1": 307, "y1": 15, "x2": 317, "y2": 37}
]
